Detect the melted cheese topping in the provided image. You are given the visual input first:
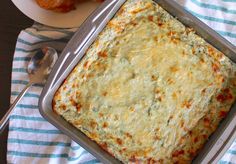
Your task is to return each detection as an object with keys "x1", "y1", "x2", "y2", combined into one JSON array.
[{"x1": 53, "y1": 0, "x2": 236, "y2": 163}]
